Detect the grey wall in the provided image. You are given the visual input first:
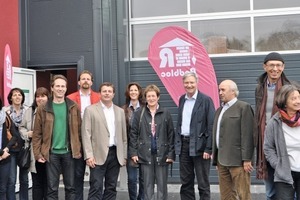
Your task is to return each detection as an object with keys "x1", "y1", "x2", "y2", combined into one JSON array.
[{"x1": 24, "y1": 0, "x2": 126, "y2": 103}]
